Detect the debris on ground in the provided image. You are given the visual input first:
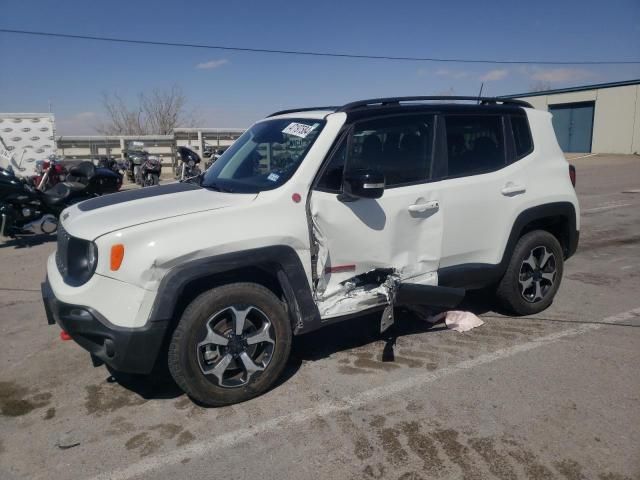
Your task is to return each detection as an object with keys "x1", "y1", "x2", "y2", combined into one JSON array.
[
  {"x1": 56, "y1": 430, "x2": 81, "y2": 450},
  {"x1": 430, "y1": 310, "x2": 485, "y2": 332}
]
